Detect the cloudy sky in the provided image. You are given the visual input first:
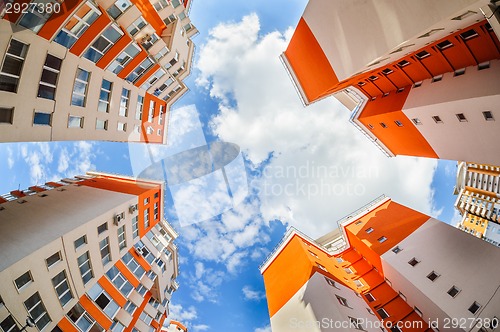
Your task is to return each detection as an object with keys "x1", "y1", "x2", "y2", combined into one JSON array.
[{"x1": 0, "y1": 0, "x2": 461, "y2": 331}]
